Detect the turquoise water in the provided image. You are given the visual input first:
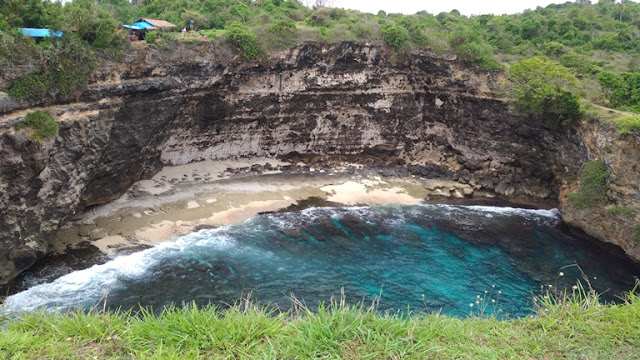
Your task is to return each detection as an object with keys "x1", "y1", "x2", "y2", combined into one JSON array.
[{"x1": 4, "y1": 204, "x2": 635, "y2": 317}]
